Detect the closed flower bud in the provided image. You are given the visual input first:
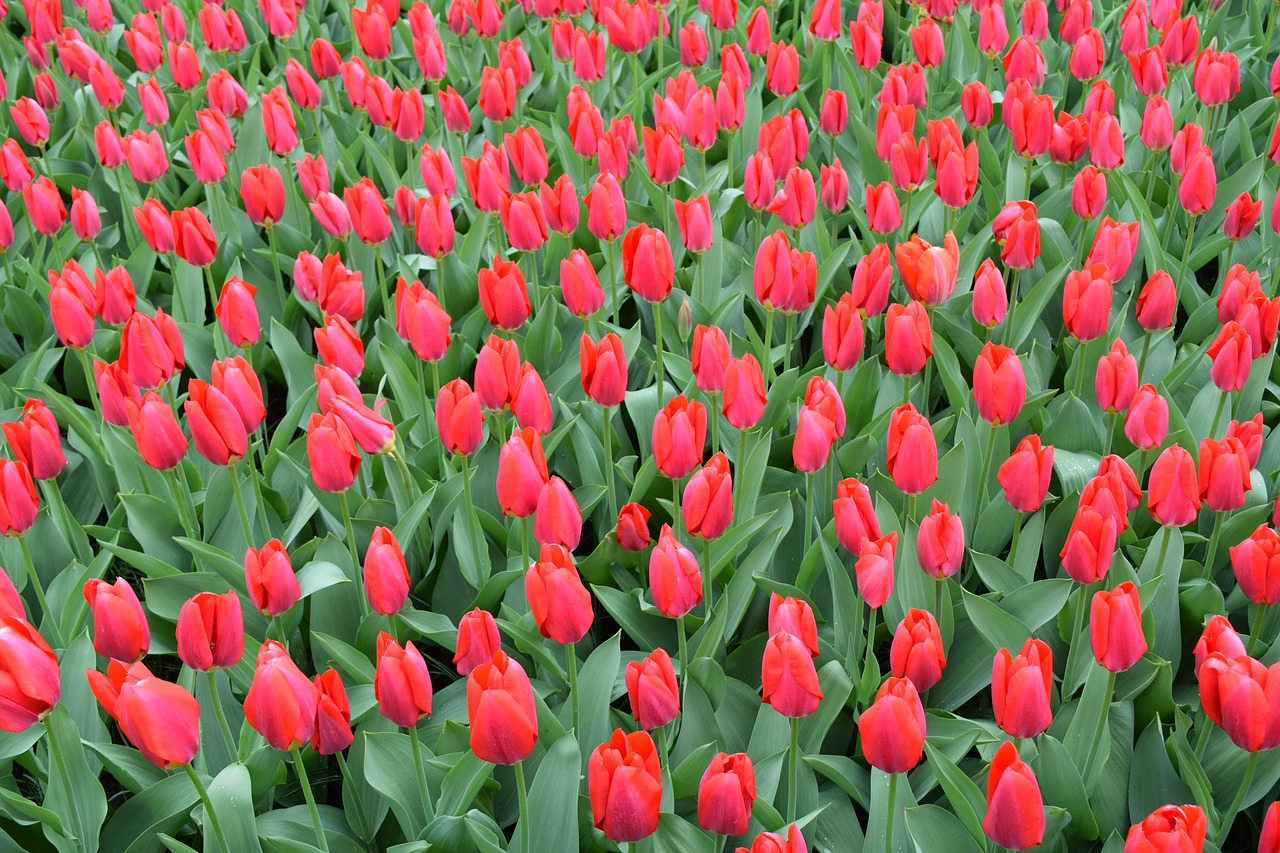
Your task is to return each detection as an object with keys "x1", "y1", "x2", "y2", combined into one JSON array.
[
  {"x1": 176, "y1": 590, "x2": 244, "y2": 671},
  {"x1": 1147, "y1": 445, "x2": 1202, "y2": 528},
  {"x1": 588, "y1": 729, "x2": 662, "y2": 843},
  {"x1": 625, "y1": 648, "x2": 680, "y2": 730},
  {"x1": 761, "y1": 630, "x2": 822, "y2": 717},
  {"x1": 1090, "y1": 581, "x2": 1147, "y2": 672},
  {"x1": 87, "y1": 660, "x2": 199, "y2": 769},
  {"x1": 526, "y1": 544, "x2": 593, "y2": 643},
  {"x1": 468, "y1": 651, "x2": 537, "y2": 764},
  {"x1": 983, "y1": 741, "x2": 1045, "y2": 850},
  {"x1": 992, "y1": 638, "x2": 1053, "y2": 737},
  {"x1": 858, "y1": 676, "x2": 926, "y2": 773},
  {"x1": 890, "y1": 608, "x2": 946, "y2": 691},
  {"x1": 917, "y1": 499, "x2": 963, "y2": 579}
]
